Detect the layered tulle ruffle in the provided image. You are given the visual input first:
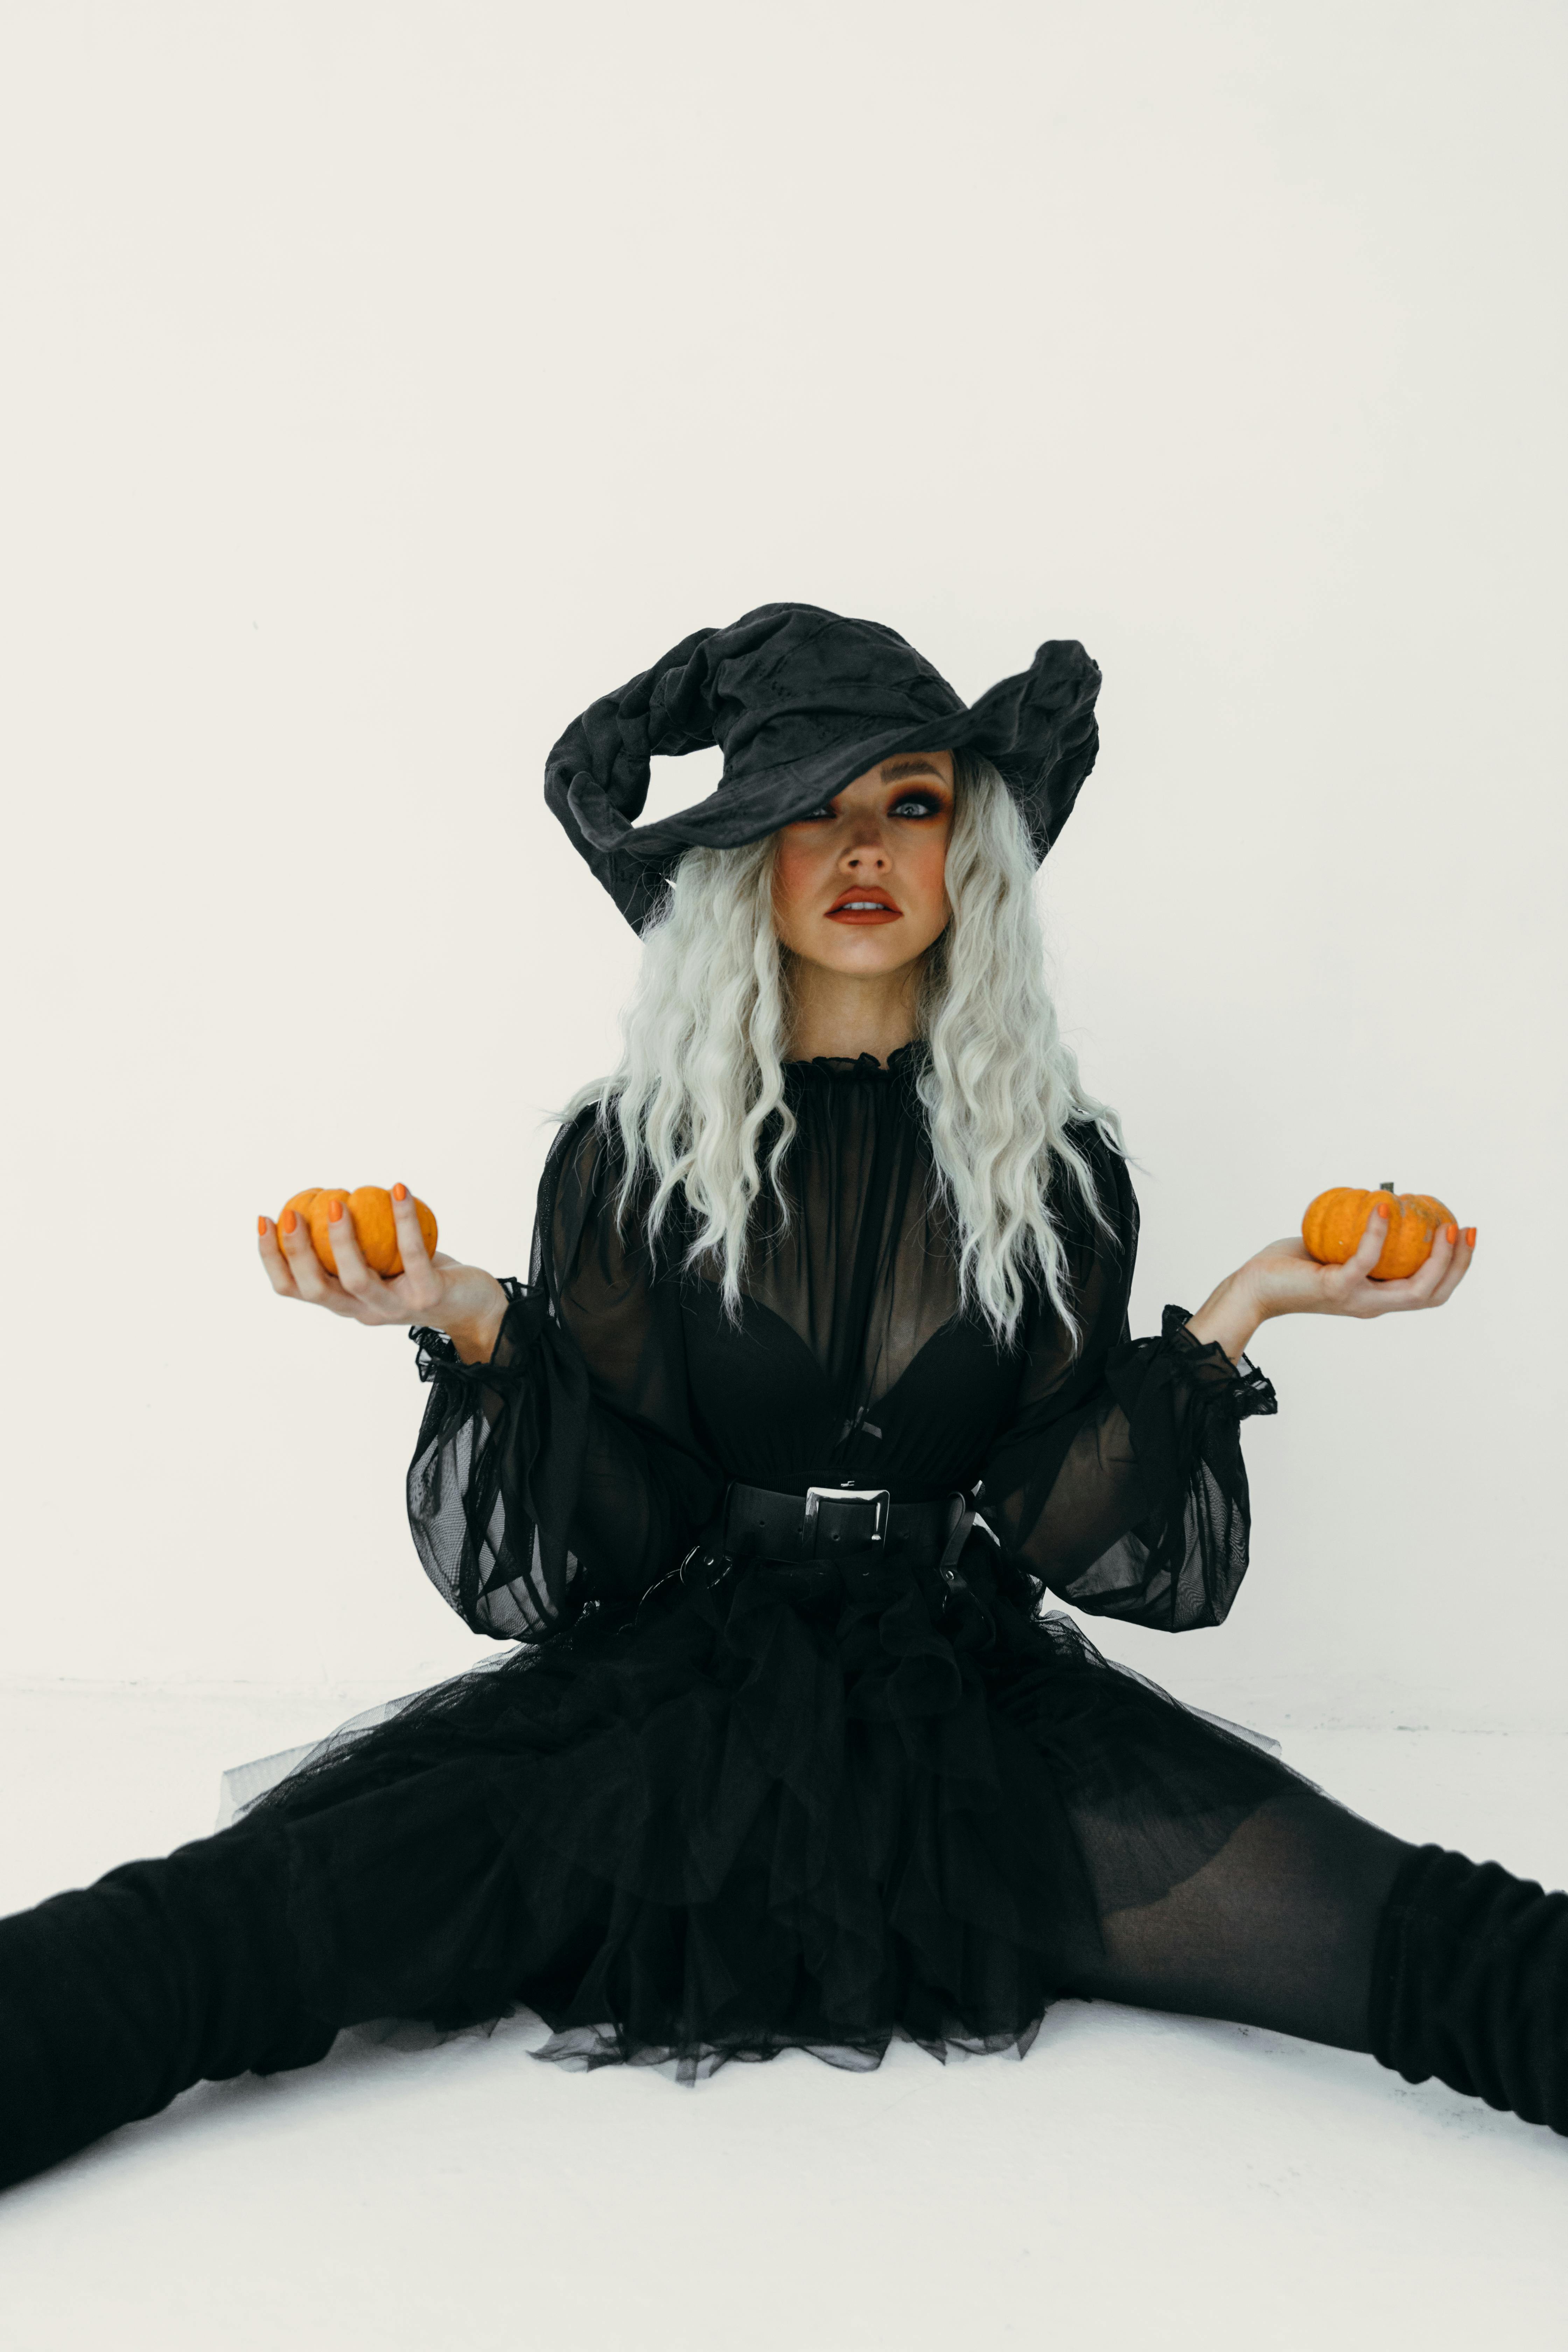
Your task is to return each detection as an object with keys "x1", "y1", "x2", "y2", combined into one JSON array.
[{"x1": 248, "y1": 1546, "x2": 1296, "y2": 2080}]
